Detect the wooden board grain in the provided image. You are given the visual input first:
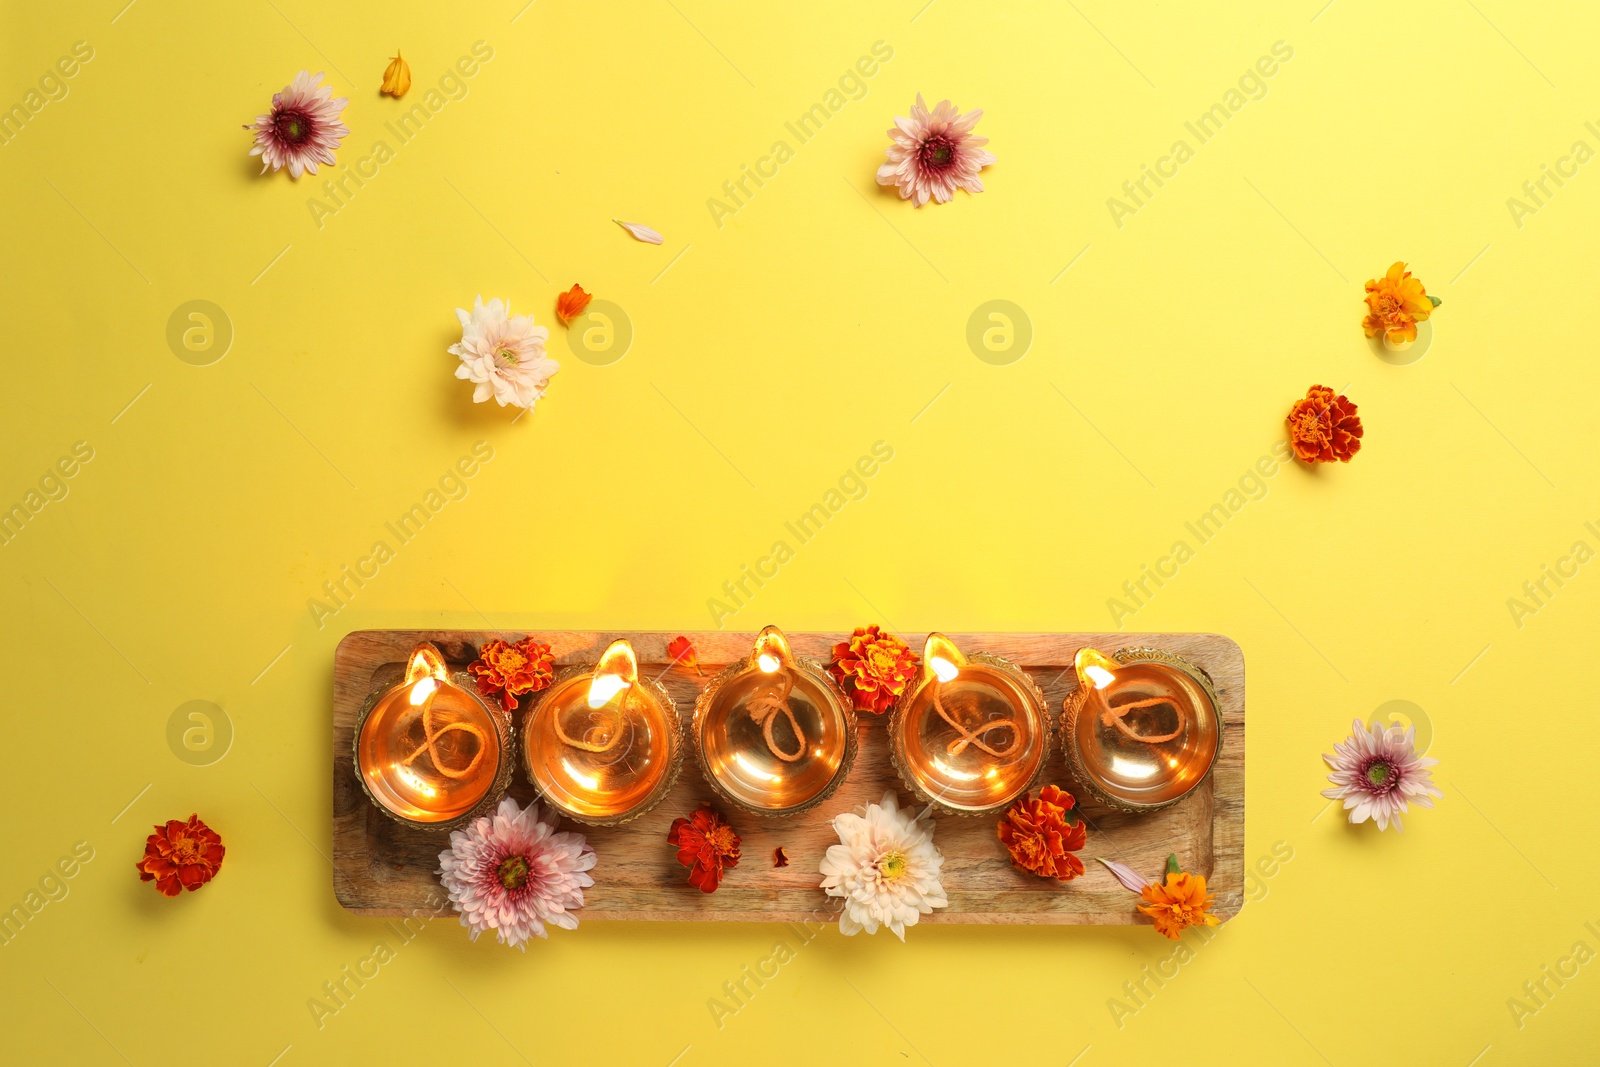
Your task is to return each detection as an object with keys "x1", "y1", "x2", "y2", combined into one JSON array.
[{"x1": 333, "y1": 631, "x2": 1244, "y2": 925}]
